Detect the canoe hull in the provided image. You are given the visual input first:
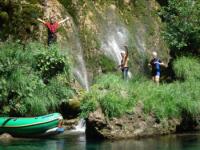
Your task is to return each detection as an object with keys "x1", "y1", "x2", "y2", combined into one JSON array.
[{"x1": 0, "y1": 113, "x2": 64, "y2": 137}]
